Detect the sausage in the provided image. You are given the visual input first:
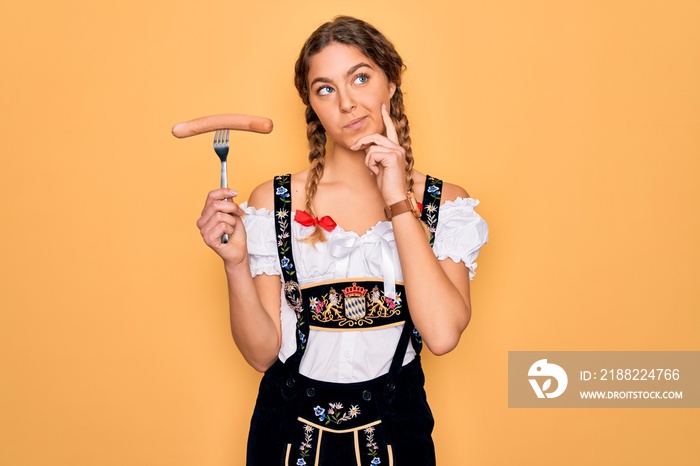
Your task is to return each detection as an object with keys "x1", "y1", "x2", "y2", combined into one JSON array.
[{"x1": 171, "y1": 114, "x2": 273, "y2": 138}]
